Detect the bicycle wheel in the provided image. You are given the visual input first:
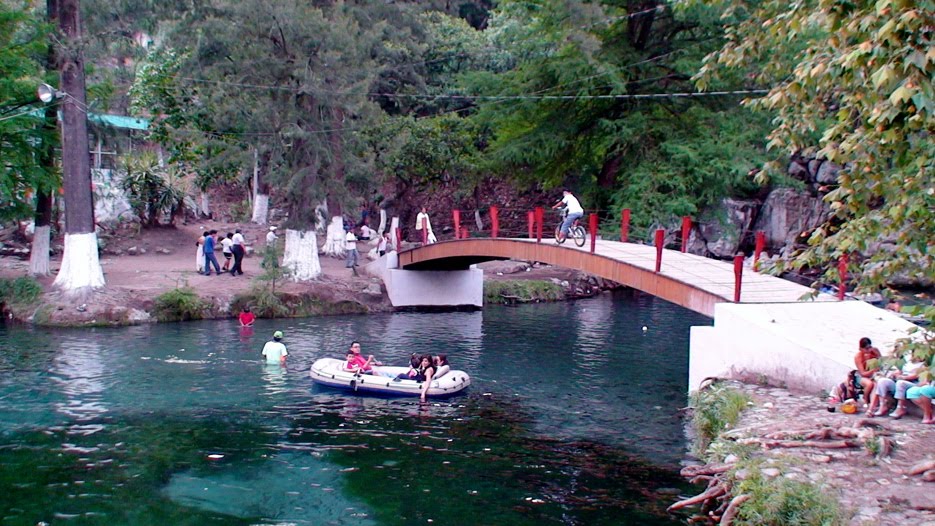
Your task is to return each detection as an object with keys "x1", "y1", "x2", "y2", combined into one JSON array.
[
  {"x1": 572, "y1": 226, "x2": 587, "y2": 247},
  {"x1": 554, "y1": 225, "x2": 566, "y2": 244}
]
